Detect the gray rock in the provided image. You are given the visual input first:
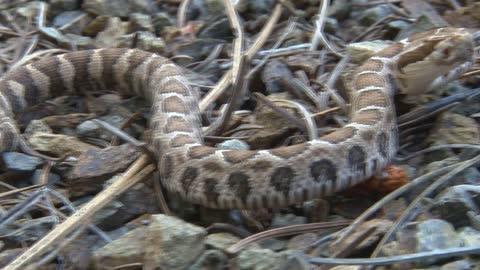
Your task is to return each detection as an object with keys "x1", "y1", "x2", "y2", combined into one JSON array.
[
  {"x1": 234, "y1": 248, "x2": 286, "y2": 270},
  {"x1": 94, "y1": 17, "x2": 129, "y2": 48},
  {"x1": 152, "y1": 12, "x2": 173, "y2": 35},
  {"x1": 144, "y1": 214, "x2": 207, "y2": 269},
  {"x1": 24, "y1": 119, "x2": 53, "y2": 138},
  {"x1": 76, "y1": 120, "x2": 100, "y2": 137},
  {"x1": 416, "y1": 219, "x2": 462, "y2": 265},
  {"x1": 431, "y1": 185, "x2": 480, "y2": 228},
  {"x1": 205, "y1": 233, "x2": 241, "y2": 252},
  {"x1": 49, "y1": 0, "x2": 82, "y2": 16},
  {"x1": 261, "y1": 59, "x2": 294, "y2": 94},
  {"x1": 93, "y1": 225, "x2": 147, "y2": 269},
  {"x1": 279, "y1": 250, "x2": 311, "y2": 270},
  {"x1": 360, "y1": 5, "x2": 393, "y2": 26},
  {"x1": 217, "y1": 139, "x2": 250, "y2": 151},
  {"x1": 52, "y1": 11, "x2": 90, "y2": 35},
  {"x1": 83, "y1": 0, "x2": 155, "y2": 17},
  {"x1": 428, "y1": 113, "x2": 479, "y2": 145},
  {"x1": 1, "y1": 152, "x2": 42, "y2": 172},
  {"x1": 270, "y1": 213, "x2": 307, "y2": 228},
  {"x1": 134, "y1": 31, "x2": 166, "y2": 53},
  {"x1": 129, "y1": 13, "x2": 154, "y2": 32},
  {"x1": 59, "y1": 33, "x2": 93, "y2": 50},
  {"x1": 188, "y1": 250, "x2": 228, "y2": 270},
  {"x1": 247, "y1": 0, "x2": 275, "y2": 15},
  {"x1": 198, "y1": 17, "x2": 232, "y2": 40},
  {"x1": 458, "y1": 227, "x2": 480, "y2": 247},
  {"x1": 439, "y1": 260, "x2": 477, "y2": 270},
  {"x1": 286, "y1": 233, "x2": 318, "y2": 251}
]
